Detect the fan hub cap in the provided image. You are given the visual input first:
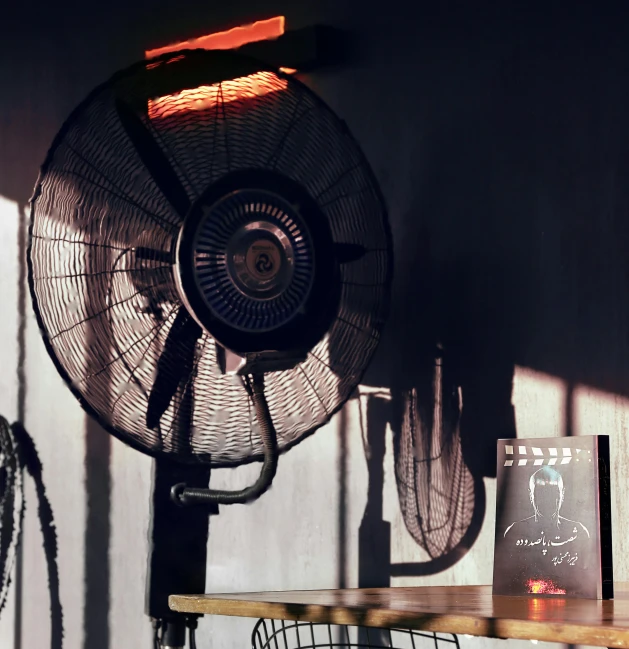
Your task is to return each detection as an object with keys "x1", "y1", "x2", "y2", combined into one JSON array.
[
  {"x1": 178, "y1": 185, "x2": 316, "y2": 335},
  {"x1": 226, "y1": 222, "x2": 294, "y2": 300}
]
